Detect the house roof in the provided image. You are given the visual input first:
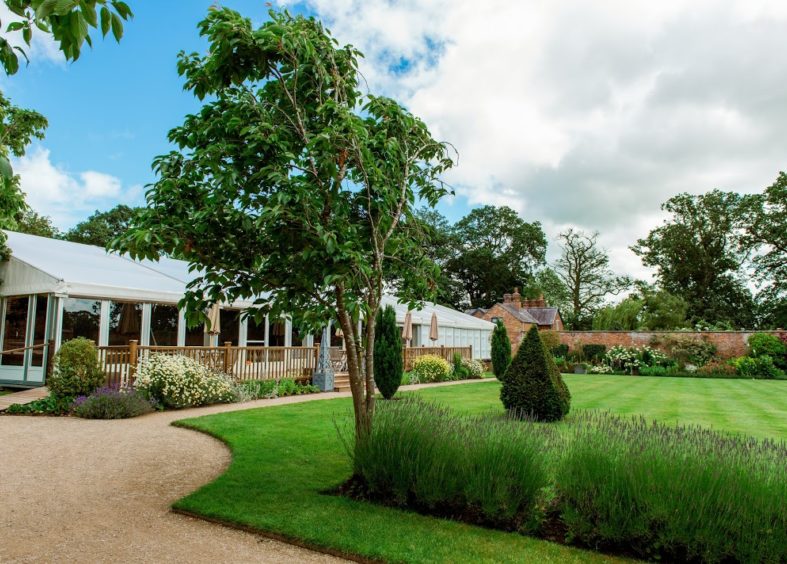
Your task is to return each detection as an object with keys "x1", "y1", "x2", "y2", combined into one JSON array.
[
  {"x1": 498, "y1": 303, "x2": 540, "y2": 324},
  {"x1": 1, "y1": 230, "x2": 493, "y2": 331},
  {"x1": 525, "y1": 307, "x2": 560, "y2": 326}
]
